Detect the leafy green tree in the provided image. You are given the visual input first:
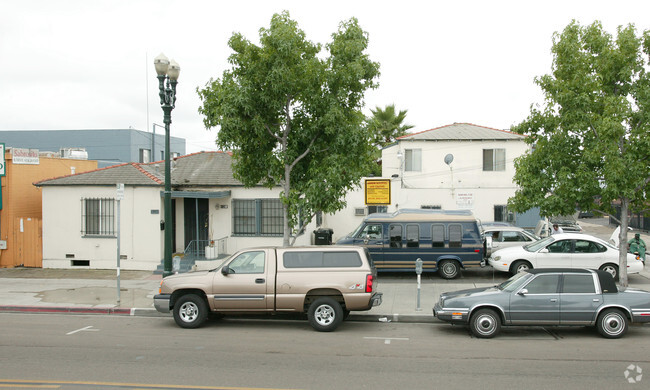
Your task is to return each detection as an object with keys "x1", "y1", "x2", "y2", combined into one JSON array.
[
  {"x1": 197, "y1": 11, "x2": 380, "y2": 246},
  {"x1": 366, "y1": 104, "x2": 414, "y2": 176},
  {"x1": 509, "y1": 21, "x2": 650, "y2": 286}
]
